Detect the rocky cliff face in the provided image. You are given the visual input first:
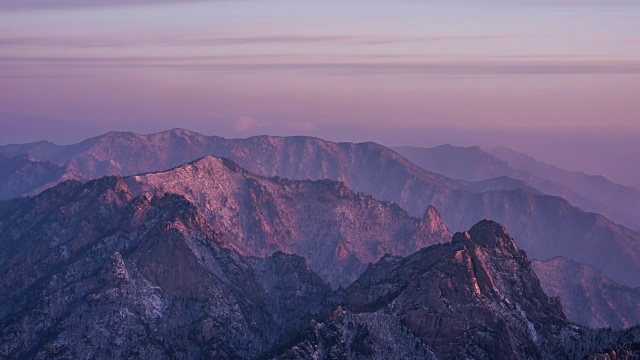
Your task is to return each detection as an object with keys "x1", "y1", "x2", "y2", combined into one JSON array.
[
  {"x1": 583, "y1": 326, "x2": 640, "y2": 359},
  {"x1": 533, "y1": 257, "x2": 640, "y2": 330},
  {"x1": 0, "y1": 177, "x2": 335, "y2": 359},
  {"x1": 3, "y1": 129, "x2": 640, "y2": 288},
  {"x1": 126, "y1": 156, "x2": 451, "y2": 287},
  {"x1": 276, "y1": 221, "x2": 640, "y2": 360},
  {"x1": 433, "y1": 189, "x2": 640, "y2": 288},
  {"x1": 274, "y1": 309, "x2": 437, "y2": 360},
  {"x1": 342, "y1": 220, "x2": 567, "y2": 359}
]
